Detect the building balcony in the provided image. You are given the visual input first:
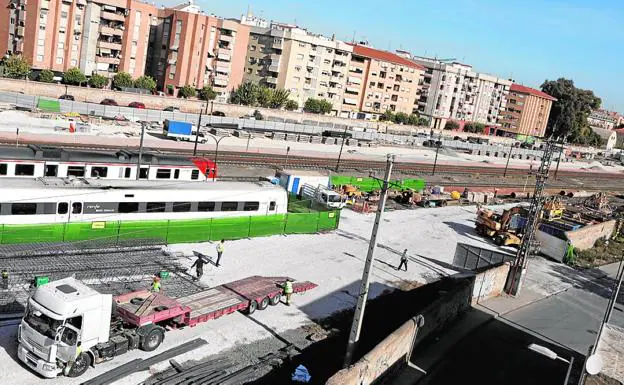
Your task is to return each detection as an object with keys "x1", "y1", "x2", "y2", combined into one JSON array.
[
  {"x1": 98, "y1": 41, "x2": 122, "y2": 51},
  {"x1": 96, "y1": 56, "x2": 120, "y2": 65},
  {"x1": 266, "y1": 77, "x2": 278, "y2": 84},
  {"x1": 100, "y1": 11, "x2": 125, "y2": 22},
  {"x1": 16, "y1": 26, "x2": 25, "y2": 36},
  {"x1": 345, "y1": 86, "x2": 359, "y2": 94},
  {"x1": 217, "y1": 48, "x2": 231, "y2": 61},
  {"x1": 214, "y1": 75, "x2": 228, "y2": 87},
  {"x1": 272, "y1": 41, "x2": 282, "y2": 49},
  {"x1": 99, "y1": 25, "x2": 123, "y2": 36},
  {"x1": 343, "y1": 98, "x2": 358, "y2": 106},
  {"x1": 40, "y1": 0, "x2": 49, "y2": 9},
  {"x1": 219, "y1": 34, "x2": 234, "y2": 43},
  {"x1": 269, "y1": 65, "x2": 280, "y2": 73},
  {"x1": 215, "y1": 64, "x2": 229, "y2": 74}
]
